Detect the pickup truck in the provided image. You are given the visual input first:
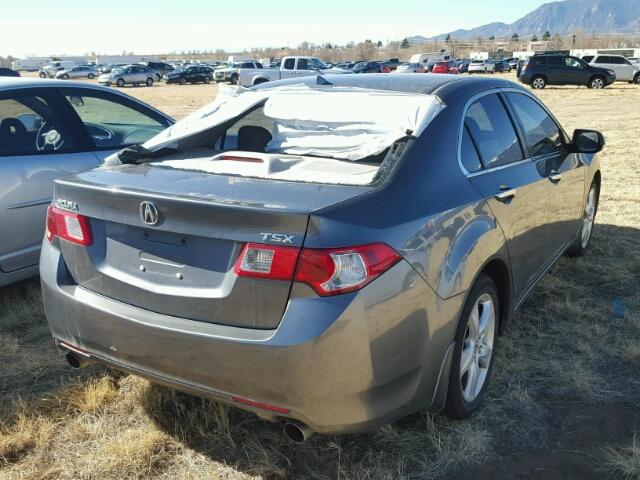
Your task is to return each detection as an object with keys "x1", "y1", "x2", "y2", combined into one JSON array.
[
  {"x1": 214, "y1": 61, "x2": 264, "y2": 84},
  {"x1": 237, "y1": 56, "x2": 350, "y2": 87}
]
